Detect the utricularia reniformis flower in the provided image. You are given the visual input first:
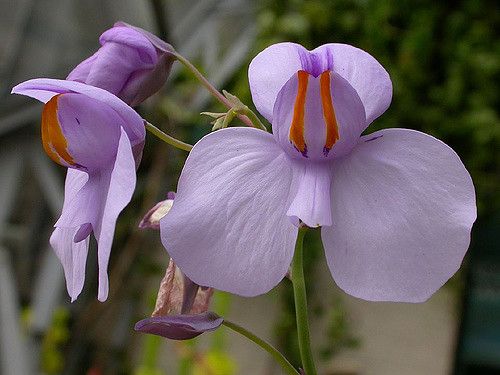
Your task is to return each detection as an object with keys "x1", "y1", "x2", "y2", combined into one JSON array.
[
  {"x1": 160, "y1": 43, "x2": 476, "y2": 302},
  {"x1": 12, "y1": 79, "x2": 146, "y2": 301}
]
